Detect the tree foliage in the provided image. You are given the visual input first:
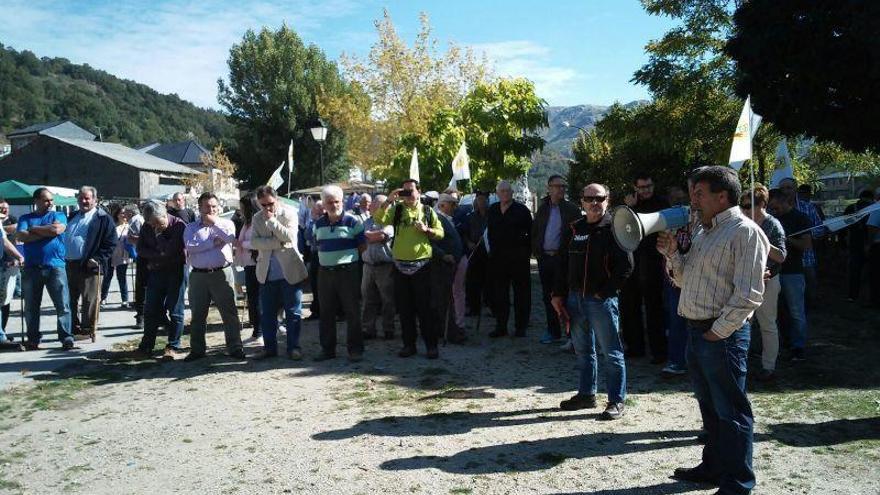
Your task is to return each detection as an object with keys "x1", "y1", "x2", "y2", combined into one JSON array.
[
  {"x1": 0, "y1": 44, "x2": 231, "y2": 147},
  {"x1": 218, "y1": 25, "x2": 353, "y2": 190},
  {"x1": 385, "y1": 78, "x2": 548, "y2": 192},
  {"x1": 726, "y1": 0, "x2": 880, "y2": 153},
  {"x1": 319, "y1": 10, "x2": 490, "y2": 176}
]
